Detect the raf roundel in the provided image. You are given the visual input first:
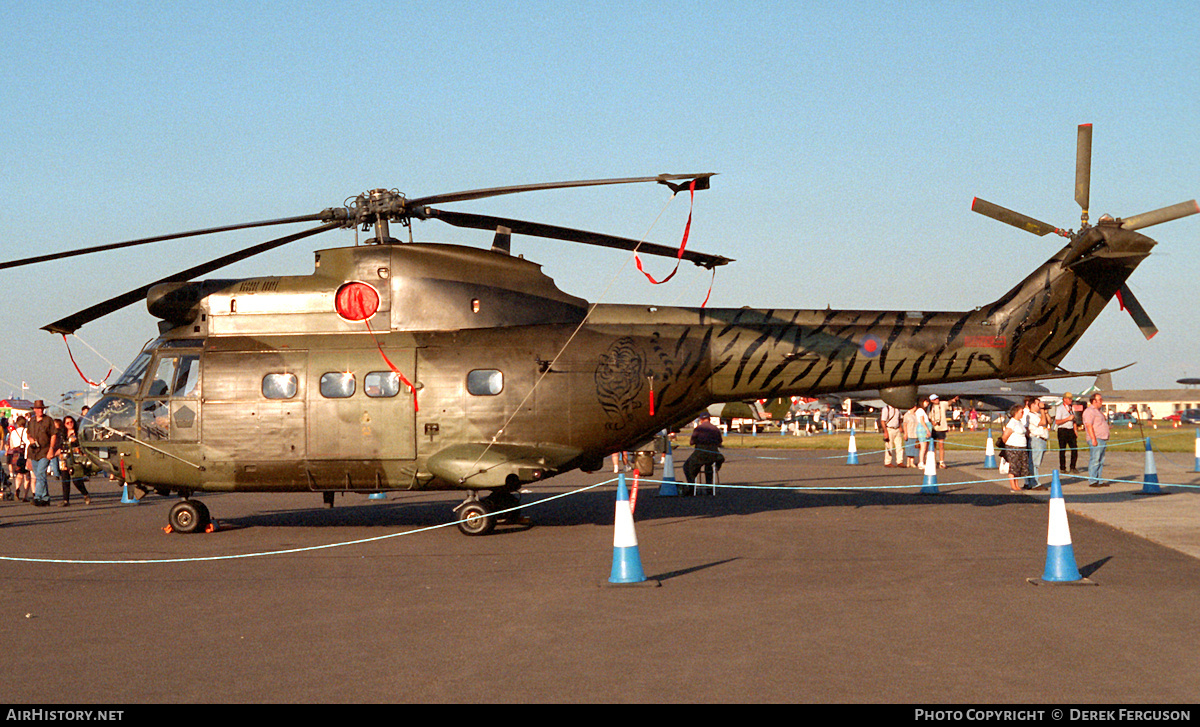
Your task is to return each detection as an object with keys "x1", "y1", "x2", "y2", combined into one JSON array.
[{"x1": 859, "y1": 334, "x2": 883, "y2": 358}]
